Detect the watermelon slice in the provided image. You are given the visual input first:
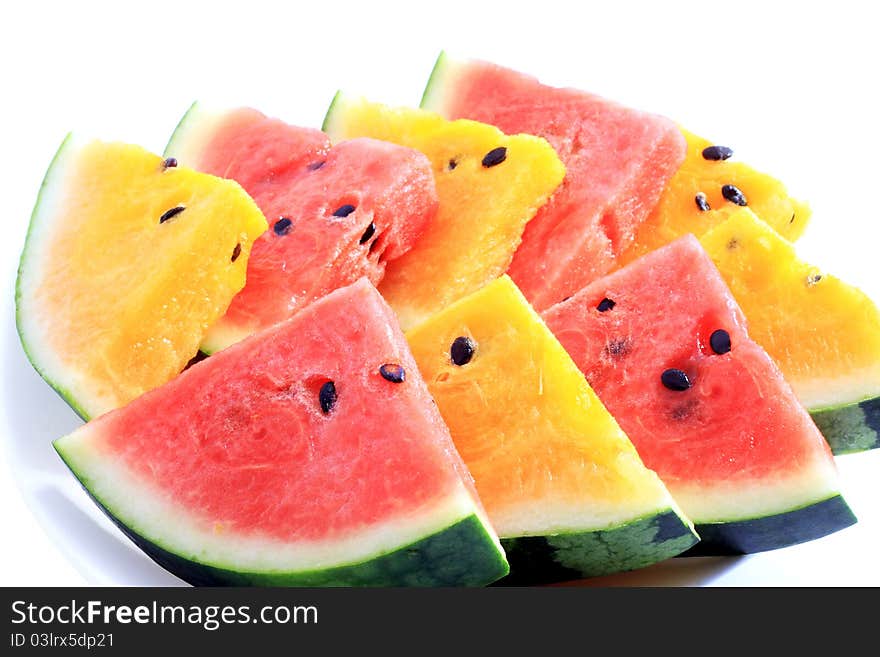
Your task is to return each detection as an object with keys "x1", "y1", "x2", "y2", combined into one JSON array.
[
  {"x1": 542, "y1": 236, "x2": 856, "y2": 554},
  {"x1": 406, "y1": 276, "x2": 697, "y2": 583},
  {"x1": 16, "y1": 136, "x2": 267, "y2": 419},
  {"x1": 323, "y1": 94, "x2": 565, "y2": 330},
  {"x1": 165, "y1": 104, "x2": 438, "y2": 352},
  {"x1": 700, "y1": 209, "x2": 880, "y2": 454},
  {"x1": 54, "y1": 279, "x2": 508, "y2": 586},
  {"x1": 423, "y1": 53, "x2": 812, "y2": 308},
  {"x1": 420, "y1": 52, "x2": 687, "y2": 310},
  {"x1": 617, "y1": 129, "x2": 810, "y2": 267}
]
